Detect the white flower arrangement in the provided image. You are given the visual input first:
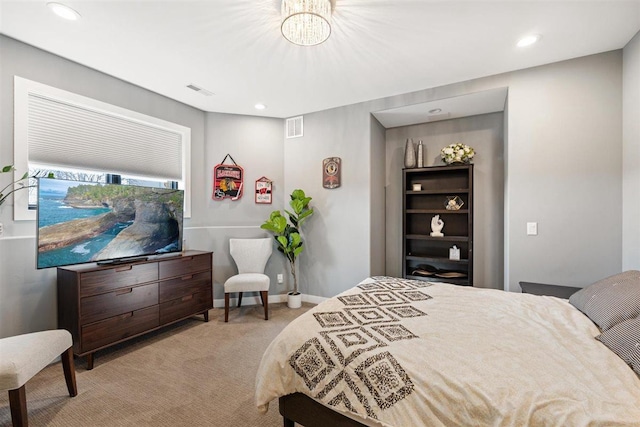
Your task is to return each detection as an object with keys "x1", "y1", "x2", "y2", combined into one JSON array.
[{"x1": 440, "y1": 143, "x2": 475, "y2": 164}]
